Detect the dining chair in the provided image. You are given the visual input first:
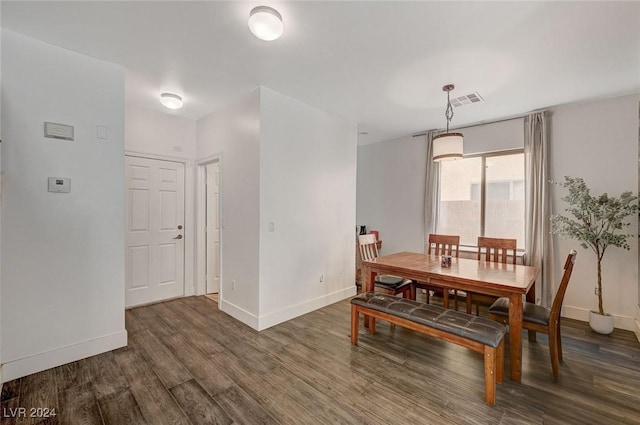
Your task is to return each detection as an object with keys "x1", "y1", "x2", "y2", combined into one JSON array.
[
  {"x1": 358, "y1": 234, "x2": 414, "y2": 300},
  {"x1": 467, "y1": 237, "x2": 517, "y2": 315},
  {"x1": 488, "y1": 250, "x2": 577, "y2": 381},
  {"x1": 478, "y1": 237, "x2": 517, "y2": 264},
  {"x1": 415, "y1": 234, "x2": 462, "y2": 309}
]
